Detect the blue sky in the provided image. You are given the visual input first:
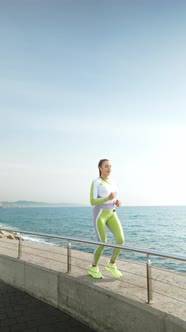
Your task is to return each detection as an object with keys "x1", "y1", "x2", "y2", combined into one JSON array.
[{"x1": 1, "y1": 0, "x2": 186, "y2": 206}]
